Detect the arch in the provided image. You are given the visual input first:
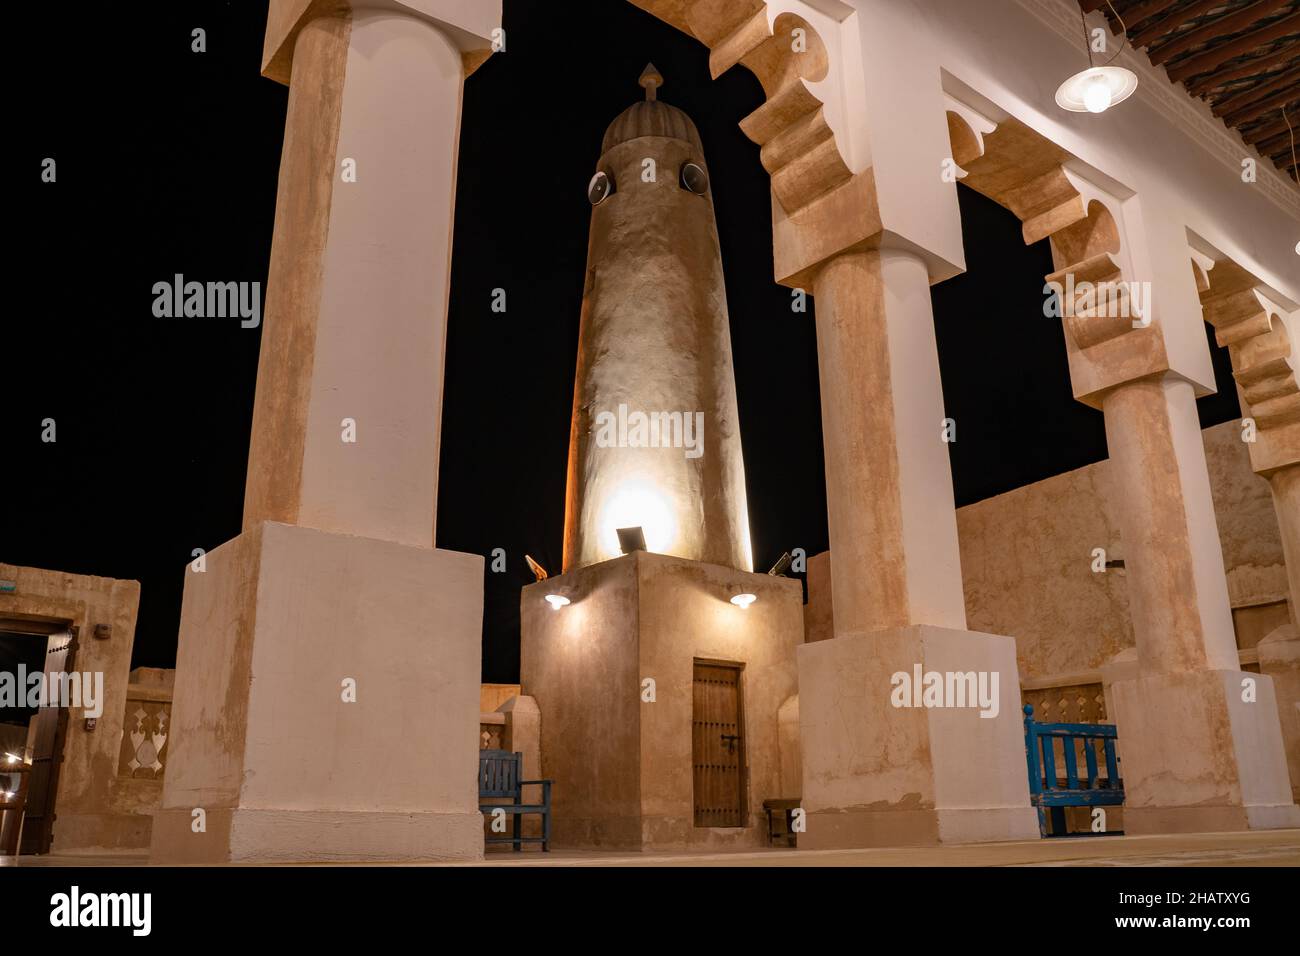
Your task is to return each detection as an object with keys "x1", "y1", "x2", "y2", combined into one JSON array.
[
  {"x1": 944, "y1": 109, "x2": 1142, "y2": 354},
  {"x1": 1196, "y1": 258, "x2": 1300, "y2": 431},
  {"x1": 631, "y1": 0, "x2": 851, "y2": 216}
]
